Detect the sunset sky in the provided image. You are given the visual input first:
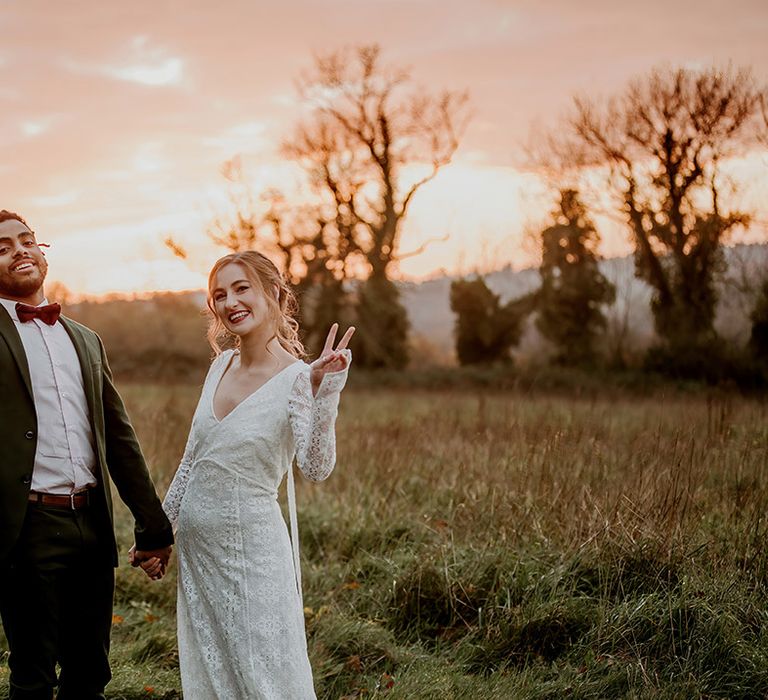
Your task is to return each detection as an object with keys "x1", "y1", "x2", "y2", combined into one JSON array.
[{"x1": 2, "y1": 0, "x2": 768, "y2": 297}]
